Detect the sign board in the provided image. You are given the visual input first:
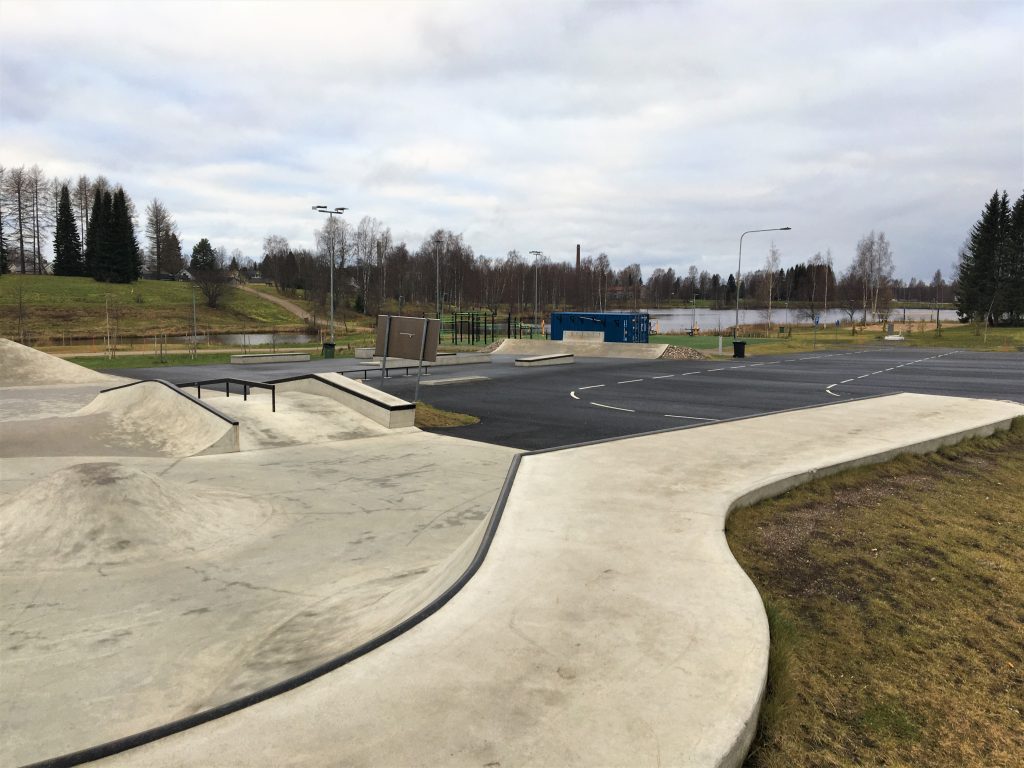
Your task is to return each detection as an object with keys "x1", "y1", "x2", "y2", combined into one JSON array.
[{"x1": 375, "y1": 316, "x2": 441, "y2": 362}]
